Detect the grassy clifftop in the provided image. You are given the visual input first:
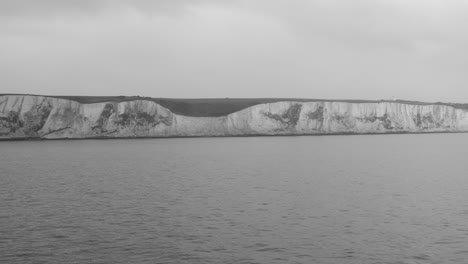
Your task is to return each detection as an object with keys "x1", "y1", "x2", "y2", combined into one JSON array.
[{"x1": 2, "y1": 94, "x2": 468, "y2": 117}]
